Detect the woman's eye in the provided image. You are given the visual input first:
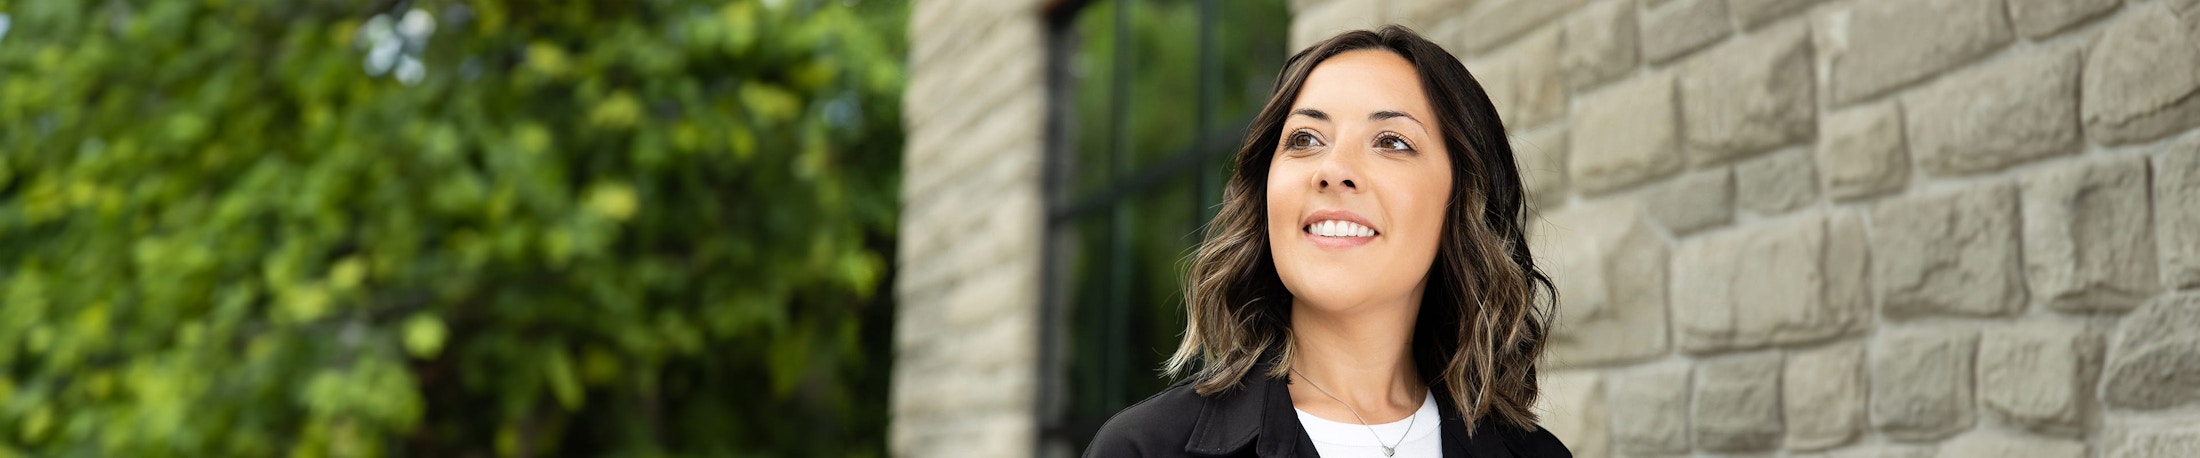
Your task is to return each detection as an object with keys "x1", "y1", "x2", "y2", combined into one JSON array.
[
  {"x1": 1287, "y1": 132, "x2": 1323, "y2": 149},
  {"x1": 1377, "y1": 135, "x2": 1413, "y2": 151}
]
